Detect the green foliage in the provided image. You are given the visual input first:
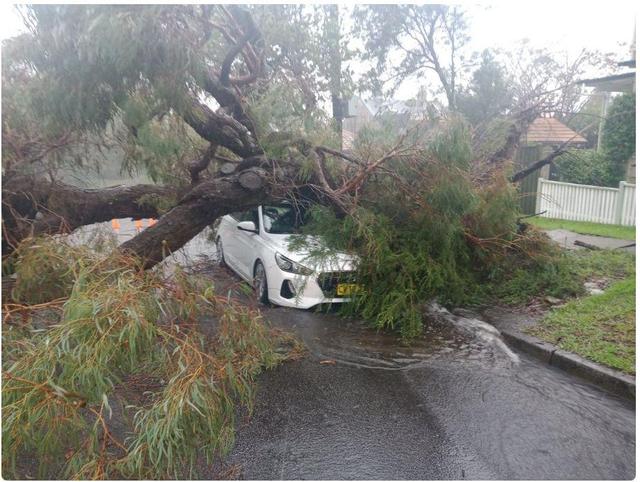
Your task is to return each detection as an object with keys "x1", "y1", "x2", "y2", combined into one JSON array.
[
  {"x1": 124, "y1": 114, "x2": 206, "y2": 186},
  {"x1": 12, "y1": 5, "x2": 207, "y2": 132},
  {"x1": 486, "y1": 252, "x2": 583, "y2": 305},
  {"x1": 297, "y1": 119, "x2": 553, "y2": 338},
  {"x1": 457, "y1": 50, "x2": 514, "y2": 125},
  {"x1": 295, "y1": 119, "x2": 601, "y2": 338},
  {"x1": 553, "y1": 148, "x2": 616, "y2": 187},
  {"x1": 602, "y1": 93, "x2": 635, "y2": 181},
  {"x1": 3, "y1": 249, "x2": 160, "y2": 477},
  {"x1": 248, "y1": 83, "x2": 339, "y2": 157},
  {"x1": 2, "y1": 238, "x2": 296, "y2": 479},
  {"x1": 250, "y1": 5, "x2": 355, "y2": 111},
  {"x1": 351, "y1": 112, "x2": 417, "y2": 153},
  {"x1": 9, "y1": 237, "x2": 87, "y2": 304}
]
